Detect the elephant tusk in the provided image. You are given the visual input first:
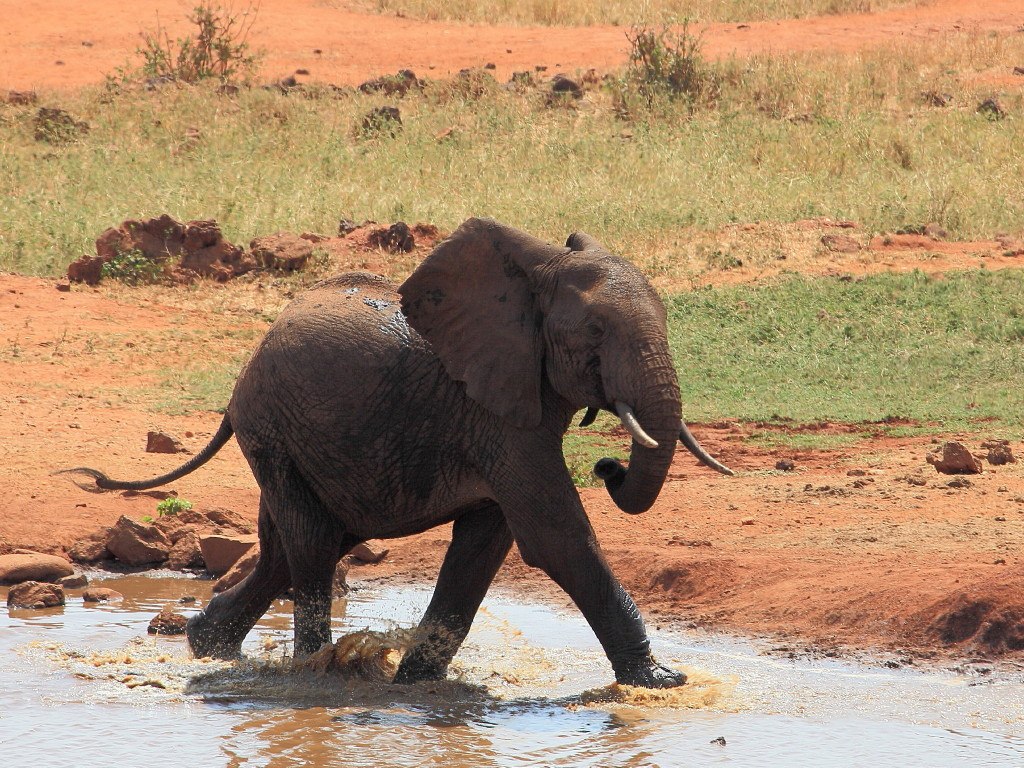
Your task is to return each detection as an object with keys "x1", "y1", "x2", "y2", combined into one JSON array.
[
  {"x1": 614, "y1": 402, "x2": 659, "y2": 449},
  {"x1": 579, "y1": 406, "x2": 600, "y2": 427},
  {"x1": 679, "y1": 421, "x2": 735, "y2": 476}
]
